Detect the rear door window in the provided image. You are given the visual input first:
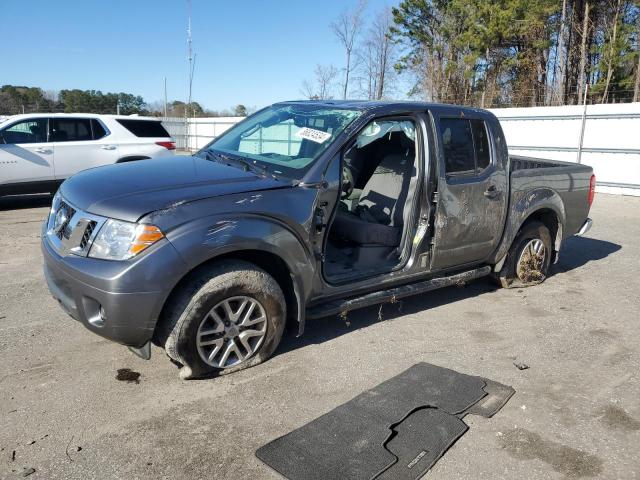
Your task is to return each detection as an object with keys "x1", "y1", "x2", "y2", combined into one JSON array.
[
  {"x1": 51, "y1": 118, "x2": 93, "y2": 142},
  {"x1": 471, "y1": 120, "x2": 490, "y2": 171},
  {"x1": 1, "y1": 118, "x2": 48, "y2": 144},
  {"x1": 116, "y1": 119, "x2": 170, "y2": 138},
  {"x1": 440, "y1": 117, "x2": 492, "y2": 176},
  {"x1": 91, "y1": 119, "x2": 108, "y2": 140},
  {"x1": 440, "y1": 118, "x2": 475, "y2": 174}
]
